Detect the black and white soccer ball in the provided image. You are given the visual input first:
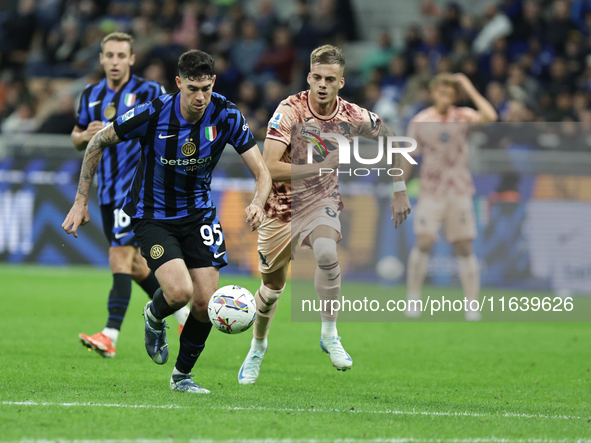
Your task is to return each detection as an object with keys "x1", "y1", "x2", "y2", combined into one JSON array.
[{"x1": 207, "y1": 285, "x2": 257, "y2": 334}]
